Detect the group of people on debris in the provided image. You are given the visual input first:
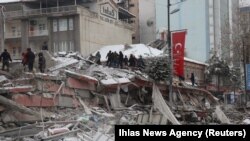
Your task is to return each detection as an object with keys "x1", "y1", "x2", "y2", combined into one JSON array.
[
  {"x1": 89, "y1": 50, "x2": 145, "y2": 69},
  {"x1": 21, "y1": 48, "x2": 46, "y2": 73},
  {"x1": 0, "y1": 42, "x2": 47, "y2": 73}
]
